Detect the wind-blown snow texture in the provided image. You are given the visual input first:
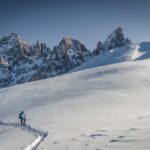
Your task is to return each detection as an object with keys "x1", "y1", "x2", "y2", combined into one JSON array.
[{"x1": 0, "y1": 27, "x2": 131, "y2": 88}]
